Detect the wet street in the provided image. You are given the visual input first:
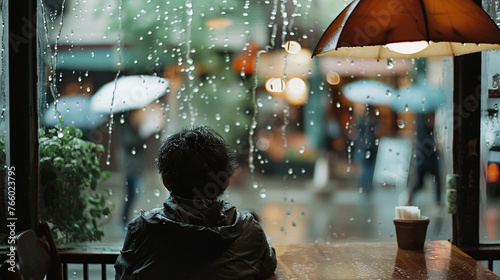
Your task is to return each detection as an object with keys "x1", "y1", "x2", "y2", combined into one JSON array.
[{"x1": 98, "y1": 161, "x2": 452, "y2": 246}]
